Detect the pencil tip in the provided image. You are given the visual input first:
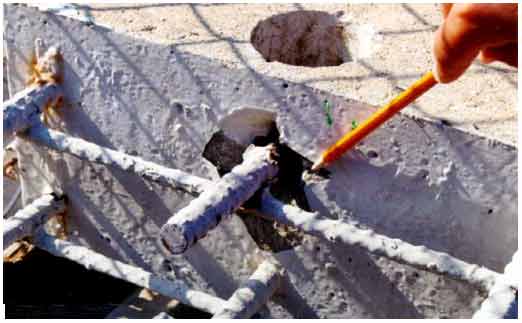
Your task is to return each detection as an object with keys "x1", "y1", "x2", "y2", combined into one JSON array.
[{"x1": 311, "y1": 158, "x2": 324, "y2": 171}]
